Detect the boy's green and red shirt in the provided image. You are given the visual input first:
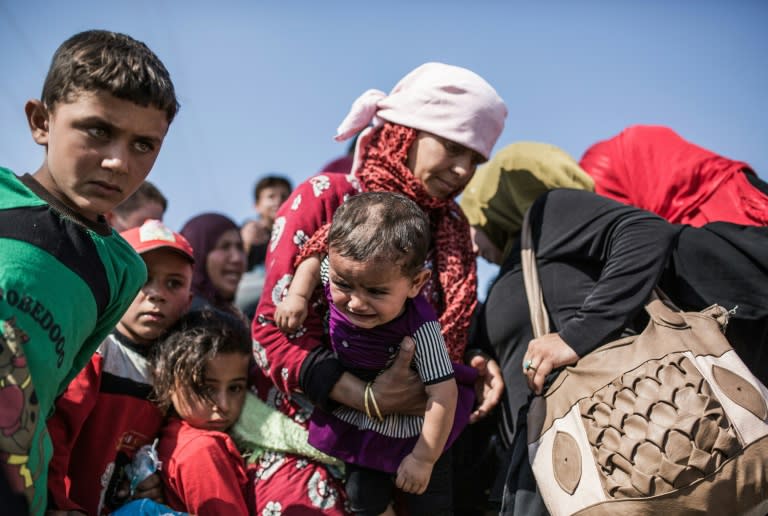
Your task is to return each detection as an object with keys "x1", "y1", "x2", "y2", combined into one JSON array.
[{"x1": 0, "y1": 166, "x2": 146, "y2": 515}]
